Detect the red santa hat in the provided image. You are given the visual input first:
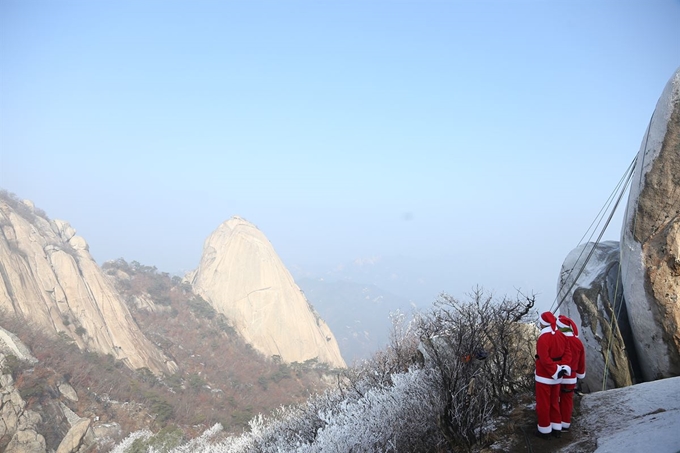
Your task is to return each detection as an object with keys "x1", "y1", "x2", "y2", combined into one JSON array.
[
  {"x1": 539, "y1": 311, "x2": 557, "y2": 334},
  {"x1": 557, "y1": 315, "x2": 571, "y2": 330},
  {"x1": 558, "y1": 314, "x2": 580, "y2": 337}
]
